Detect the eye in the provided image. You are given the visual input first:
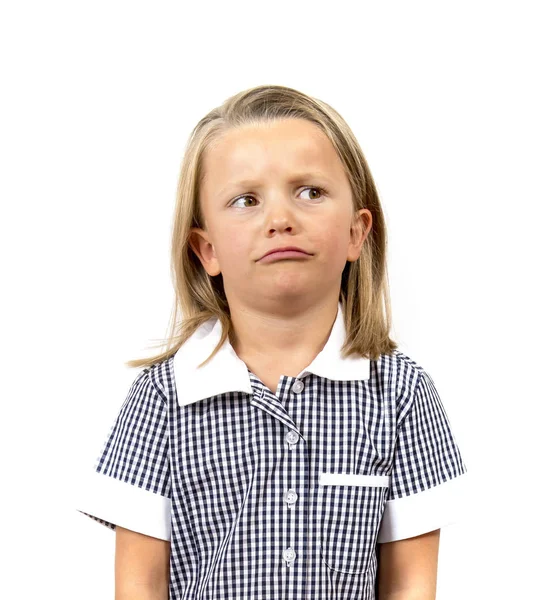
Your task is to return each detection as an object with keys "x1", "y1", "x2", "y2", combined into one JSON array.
[
  {"x1": 299, "y1": 186, "x2": 327, "y2": 201},
  {"x1": 230, "y1": 194, "x2": 257, "y2": 208},
  {"x1": 229, "y1": 186, "x2": 327, "y2": 208}
]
